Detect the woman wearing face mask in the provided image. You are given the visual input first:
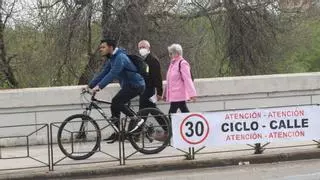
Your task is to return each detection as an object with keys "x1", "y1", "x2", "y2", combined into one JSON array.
[{"x1": 163, "y1": 44, "x2": 197, "y2": 114}]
